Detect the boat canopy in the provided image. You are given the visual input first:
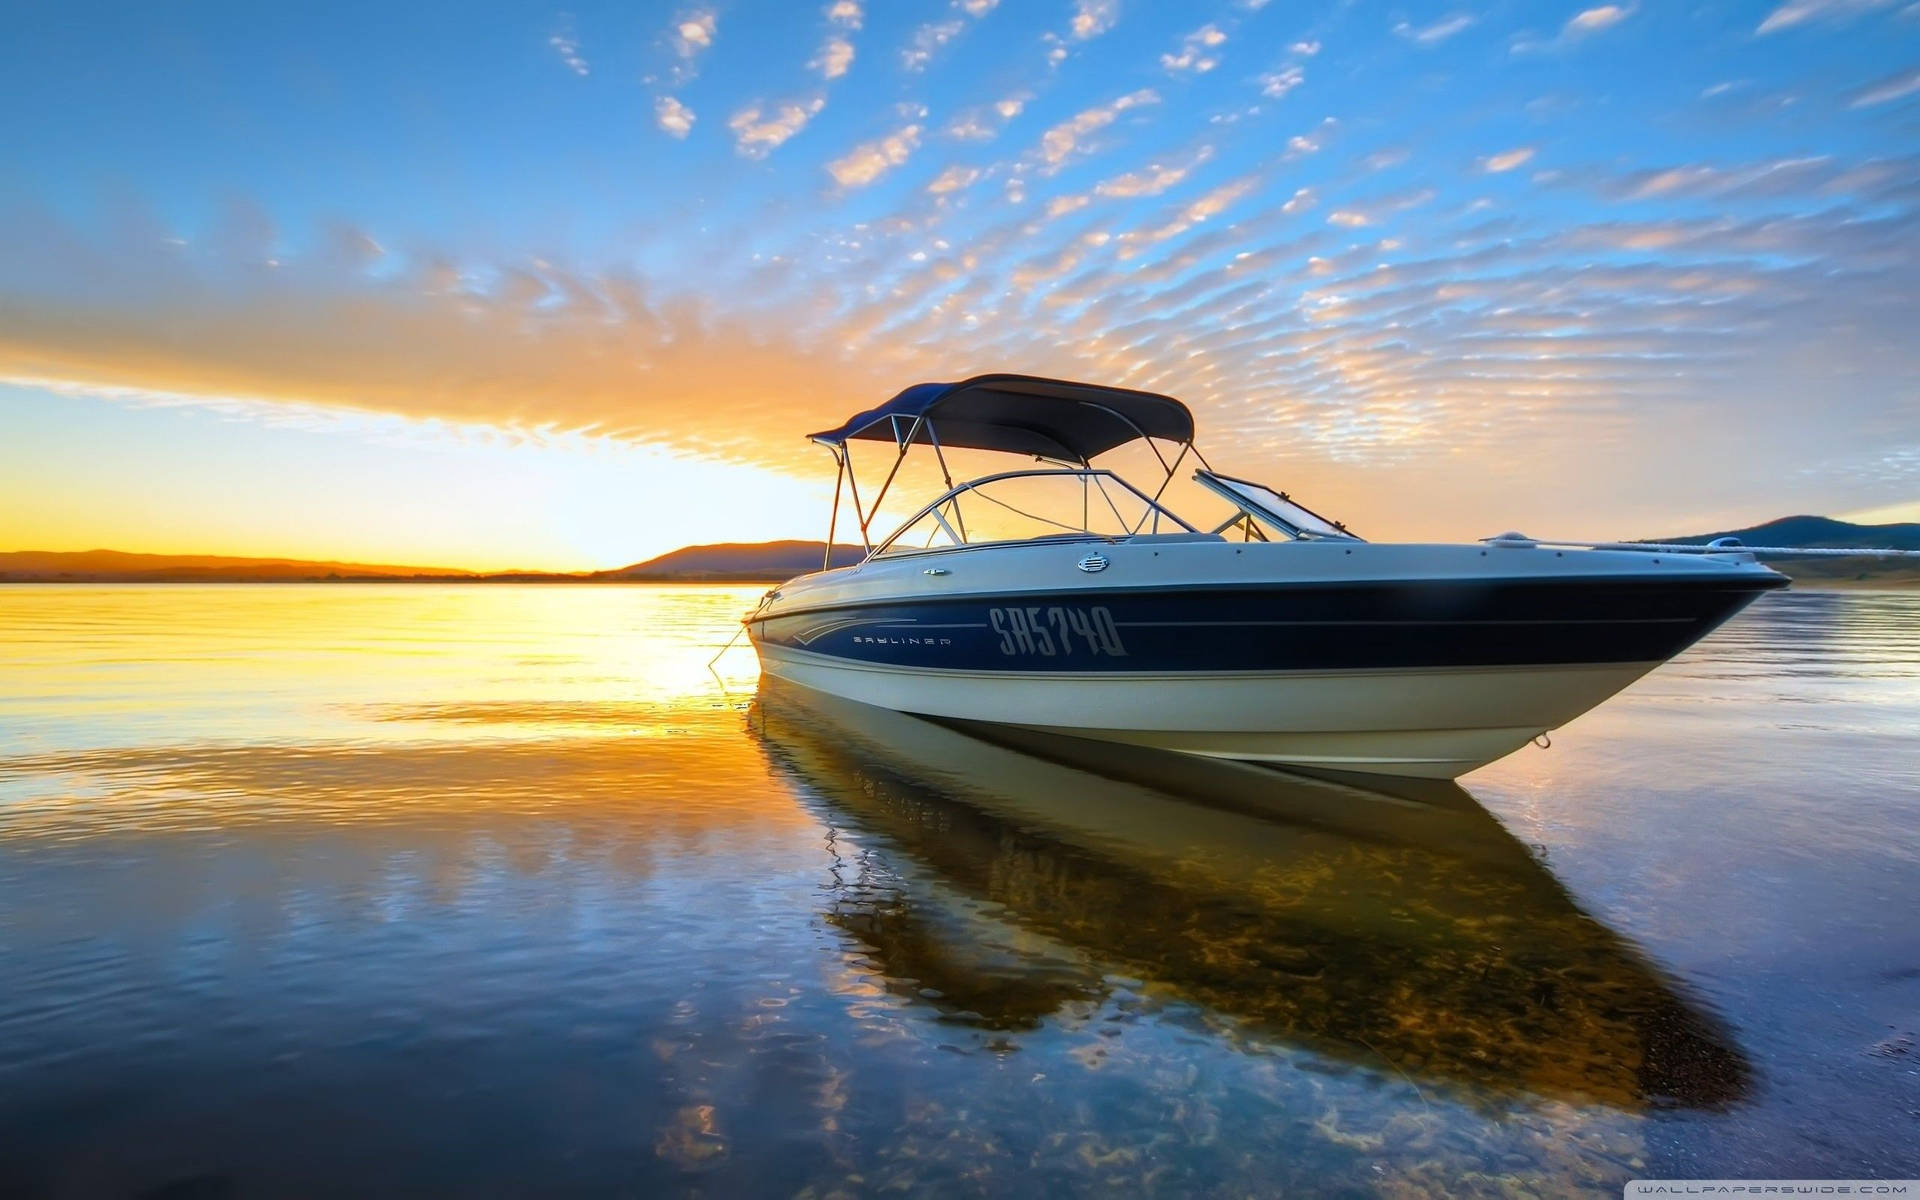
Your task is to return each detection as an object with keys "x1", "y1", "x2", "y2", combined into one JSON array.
[{"x1": 807, "y1": 373, "x2": 1195, "y2": 463}]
